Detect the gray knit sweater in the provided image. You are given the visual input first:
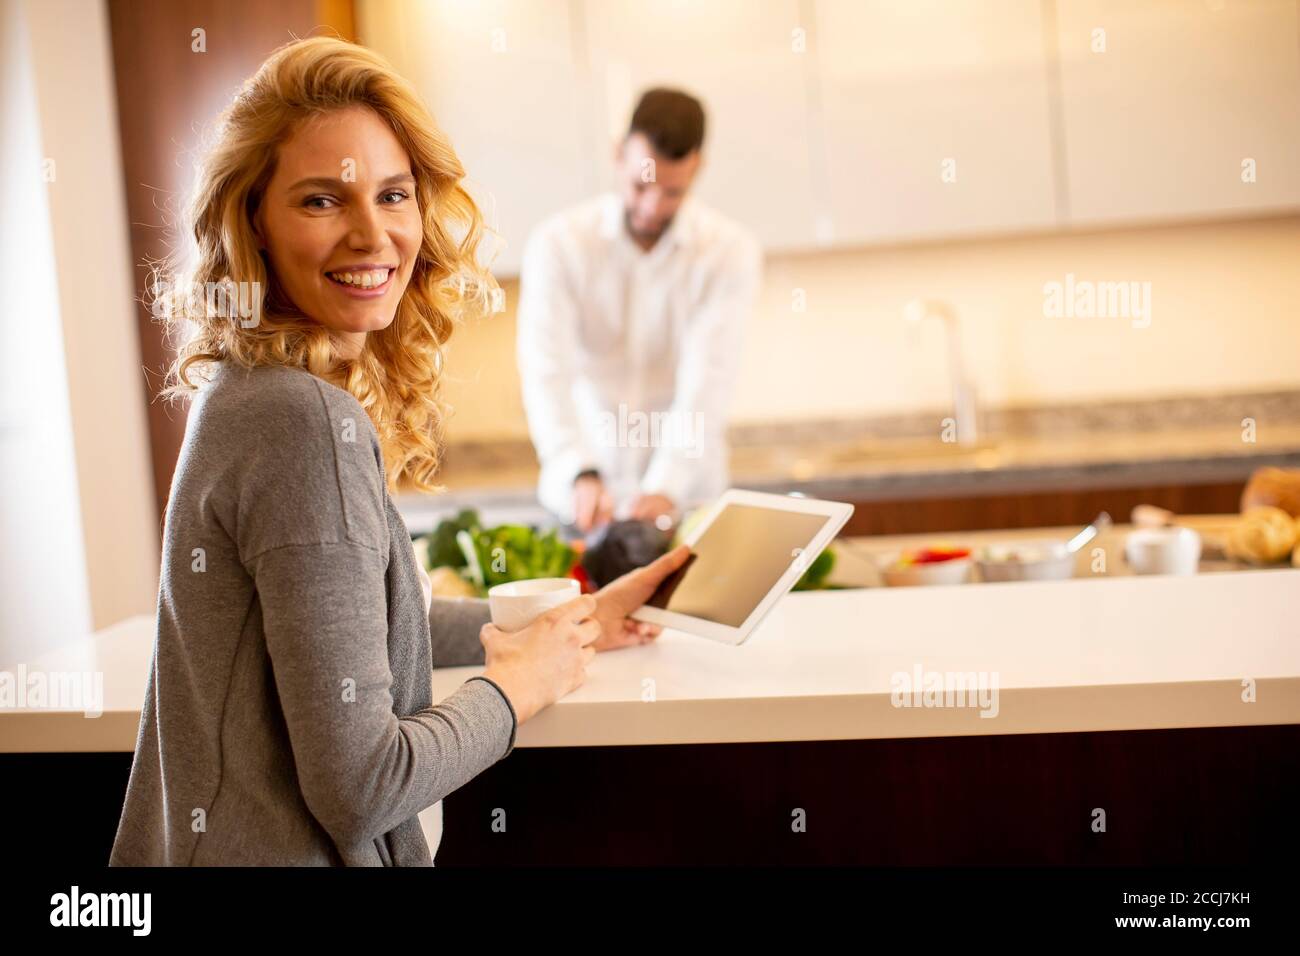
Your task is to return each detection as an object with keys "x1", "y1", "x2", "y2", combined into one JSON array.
[{"x1": 109, "y1": 361, "x2": 516, "y2": 866}]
